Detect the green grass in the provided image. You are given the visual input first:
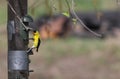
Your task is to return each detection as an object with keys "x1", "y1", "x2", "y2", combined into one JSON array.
[{"x1": 38, "y1": 38, "x2": 106, "y2": 64}]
